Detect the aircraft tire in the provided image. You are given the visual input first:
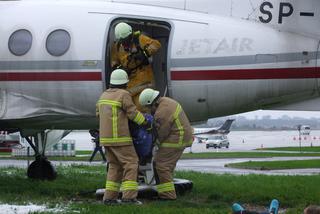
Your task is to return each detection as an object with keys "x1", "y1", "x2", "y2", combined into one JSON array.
[{"x1": 27, "y1": 157, "x2": 57, "y2": 180}]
